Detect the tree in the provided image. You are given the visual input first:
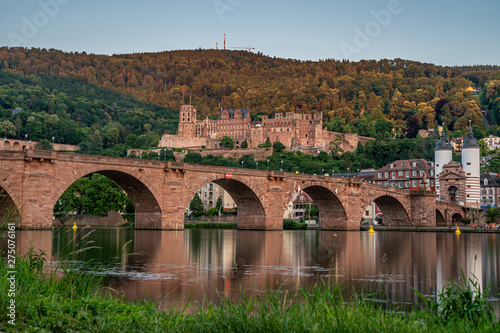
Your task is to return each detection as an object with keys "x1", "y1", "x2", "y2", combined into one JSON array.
[
  {"x1": 259, "y1": 137, "x2": 272, "y2": 148},
  {"x1": 189, "y1": 193, "x2": 205, "y2": 218},
  {"x1": 478, "y1": 139, "x2": 489, "y2": 156},
  {"x1": 0, "y1": 120, "x2": 16, "y2": 137},
  {"x1": 273, "y1": 141, "x2": 286, "y2": 152},
  {"x1": 485, "y1": 206, "x2": 500, "y2": 225},
  {"x1": 221, "y1": 136, "x2": 234, "y2": 148},
  {"x1": 405, "y1": 115, "x2": 421, "y2": 138},
  {"x1": 34, "y1": 139, "x2": 52, "y2": 150},
  {"x1": 53, "y1": 174, "x2": 130, "y2": 217},
  {"x1": 329, "y1": 134, "x2": 344, "y2": 159},
  {"x1": 215, "y1": 197, "x2": 223, "y2": 211},
  {"x1": 240, "y1": 140, "x2": 248, "y2": 149},
  {"x1": 374, "y1": 119, "x2": 393, "y2": 139}
]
